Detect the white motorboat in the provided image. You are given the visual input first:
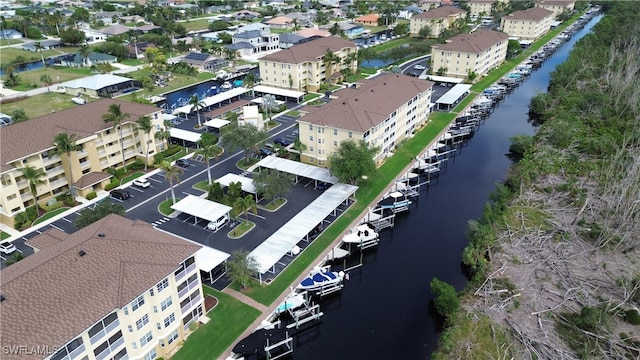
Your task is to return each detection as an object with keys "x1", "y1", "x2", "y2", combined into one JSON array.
[
  {"x1": 274, "y1": 291, "x2": 307, "y2": 315},
  {"x1": 342, "y1": 224, "x2": 379, "y2": 244},
  {"x1": 71, "y1": 97, "x2": 87, "y2": 105},
  {"x1": 297, "y1": 266, "x2": 344, "y2": 291}
]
